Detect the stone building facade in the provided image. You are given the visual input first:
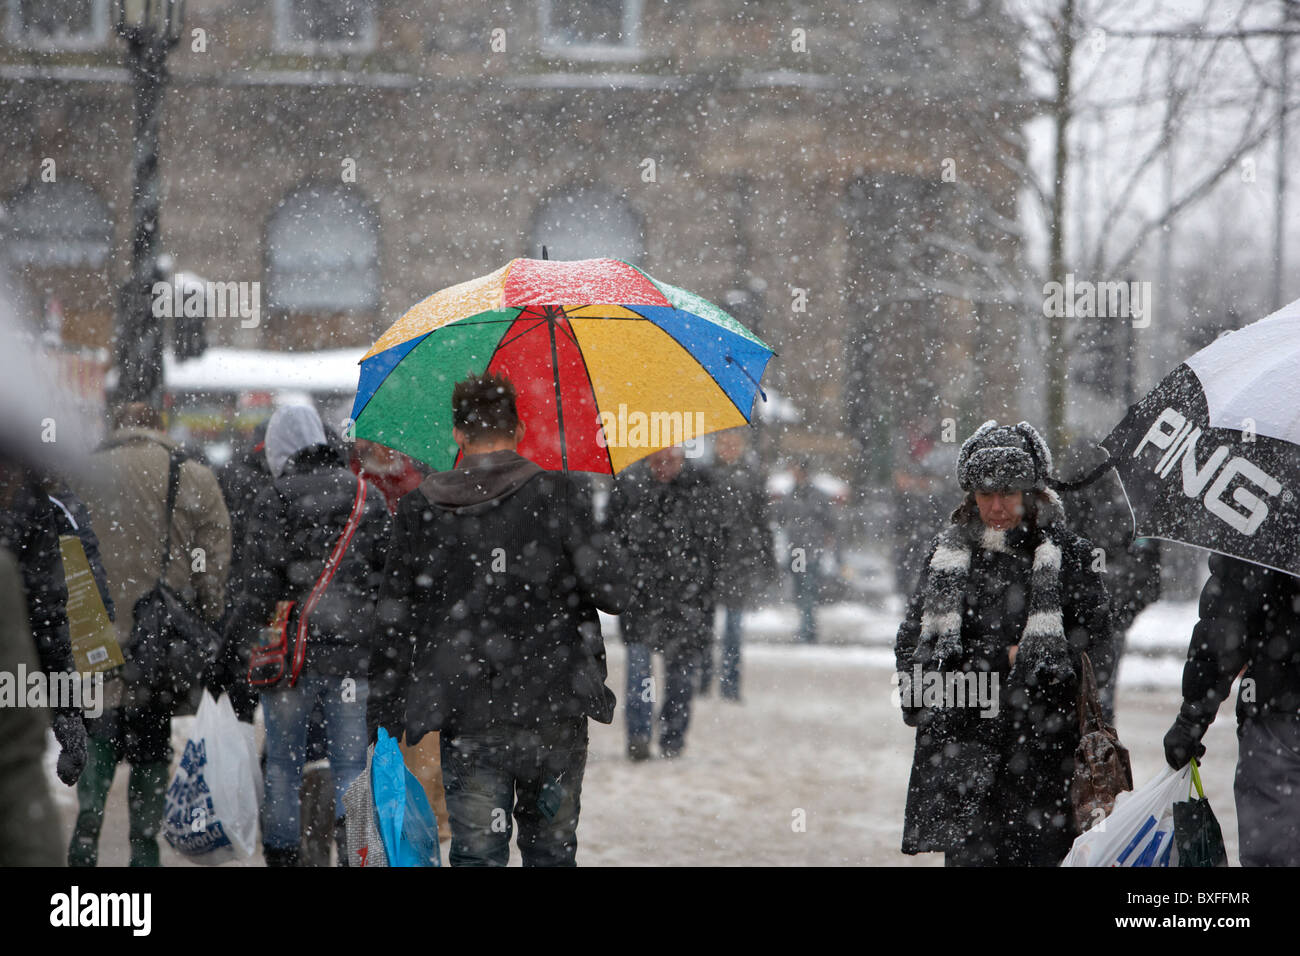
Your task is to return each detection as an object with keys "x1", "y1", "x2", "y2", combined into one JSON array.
[{"x1": 0, "y1": 0, "x2": 1029, "y2": 486}]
